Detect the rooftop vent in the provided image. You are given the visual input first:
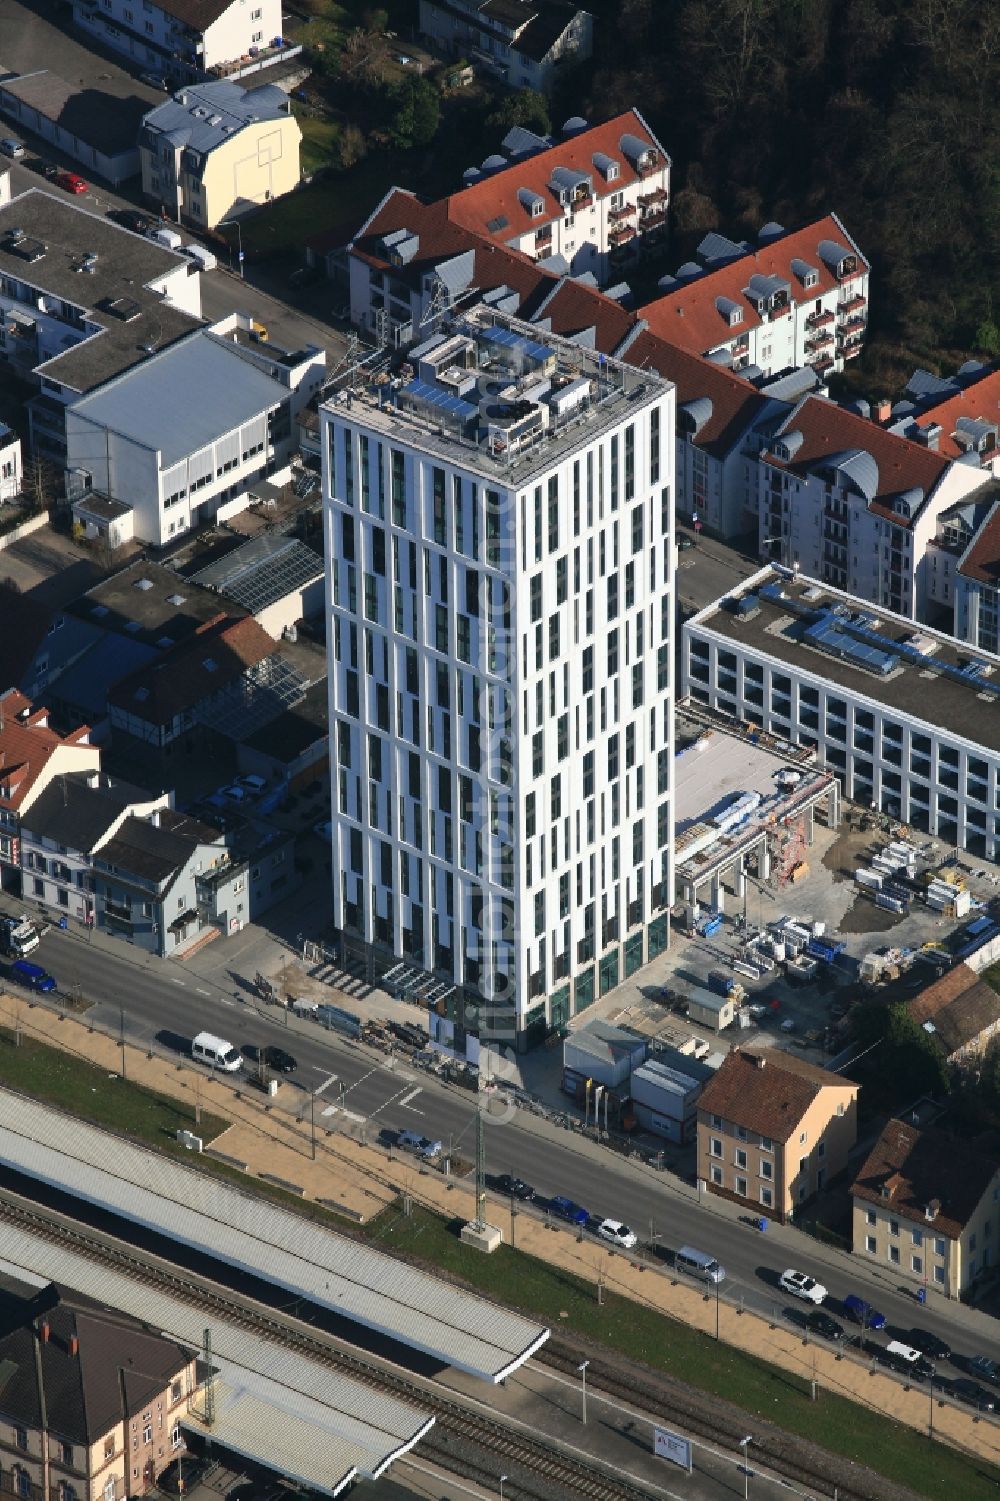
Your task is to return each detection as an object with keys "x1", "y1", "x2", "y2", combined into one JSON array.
[
  {"x1": 133, "y1": 578, "x2": 154, "y2": 591},
  {"x1": 562, "y1": 116, "x2": 588, "y2": 136},
  {"x1": 676, "y1": 261, "x2": 701, "y2": 279},
  {"x1": 758, "y1": 221, "x2": 785, "y2": 242}
]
